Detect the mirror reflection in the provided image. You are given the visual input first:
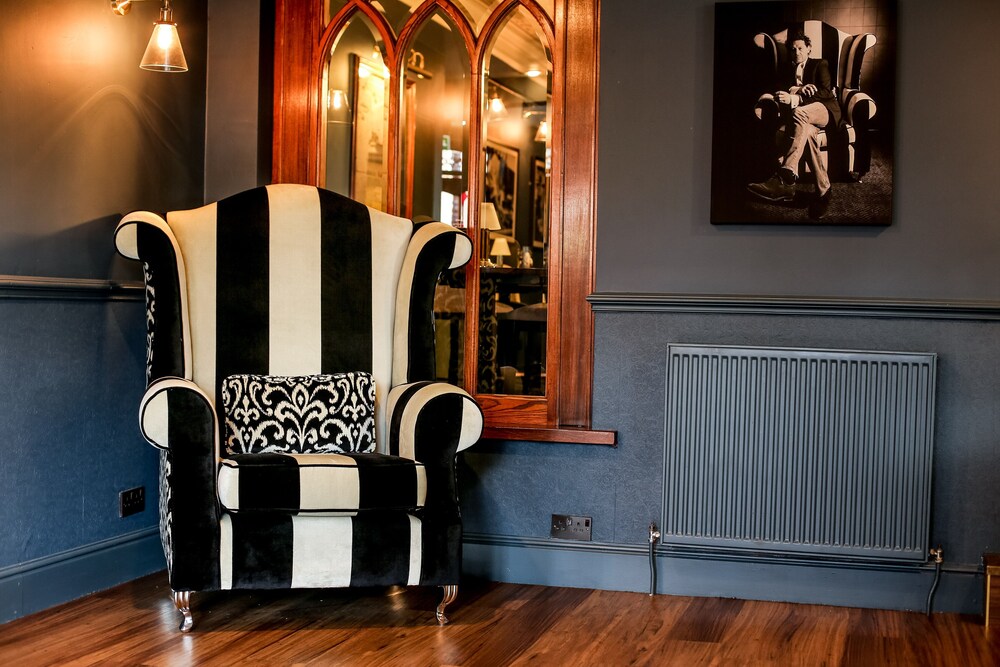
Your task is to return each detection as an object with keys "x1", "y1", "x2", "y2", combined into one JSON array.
[
  {"x1": 323, "y1": 14, "x2": 390, "y2": 210},
  {"x1": 477, "y1": 6, "x2": 552, "y2": 396},
  {"x1": 400, "y1": 12, "x2": 472, "y2": 387}
]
